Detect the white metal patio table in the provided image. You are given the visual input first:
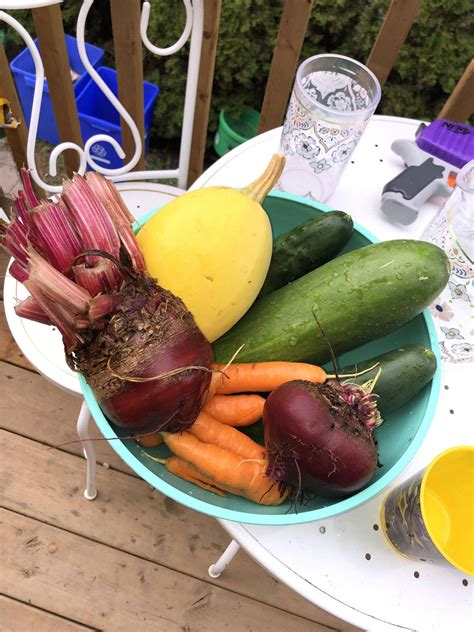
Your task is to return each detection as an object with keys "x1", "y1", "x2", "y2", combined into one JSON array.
[{"x1": 190, "y1": 115, "x2": 473, "y2": 632}]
